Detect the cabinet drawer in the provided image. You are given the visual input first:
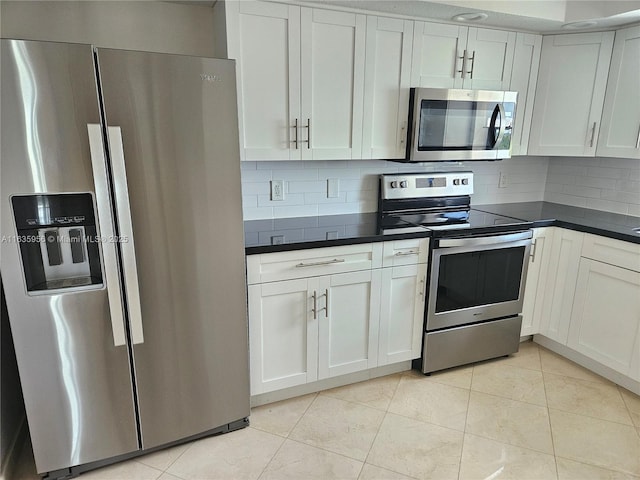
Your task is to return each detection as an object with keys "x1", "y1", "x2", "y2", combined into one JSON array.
[
  {"x1": 247, "y1": 243, "x2": 383, "y2": 284},
  {"x1": 382, "y1": 238, "x2": 429, "y2": 267},
  {"x1": 581, "y1": 234, "x2": 640, "y2": 272}
]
